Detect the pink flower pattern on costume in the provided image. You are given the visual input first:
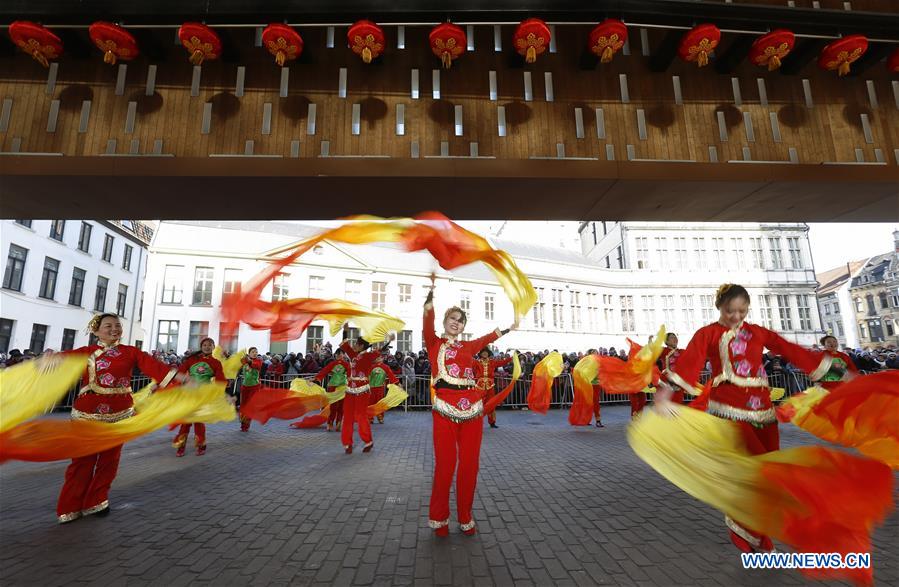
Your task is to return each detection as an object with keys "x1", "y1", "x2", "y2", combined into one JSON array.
[
  {"x1": 99, "y1": 373, "x2": 116, "y2": 386},
  {"x1": 458, "y1": 398, "x2": 471, "y2": 410},
  {"x1": 97, "y1": 403, "x2": 111, "y2": 414},
  {"x1": 757, "y1": 366, "x2": 767, "y2": 378},
  {"x1": 747, "y1": 395, "x2": 763, "y2": 410},
  {"x1": 105, "y1": 348, "x2": 121, "y2": 358},
  {"x1": 735, "y1": 359, "x2": 752, "y2": 377},
  {"x1": 117, "y1": 377, "x2": 130, "y2": 387},
  {"x1": 736, "y1": 329, "x2": 751, "y2": 341},
  {"x1": 444, "y1": 348, "x2": 458, "y2": 360},
  {"x1": 463, "y1": 368, "x2": 474, "y2": 379},
  {"x1": 447, "y1": 363, "x2": 461, "y2": 378},
  {"x1": 729, "y1": 338, "x2": 747, "y2": 356},
  {"x1": 95, "y1": 358, "x2": 111, "y2": 370}
]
